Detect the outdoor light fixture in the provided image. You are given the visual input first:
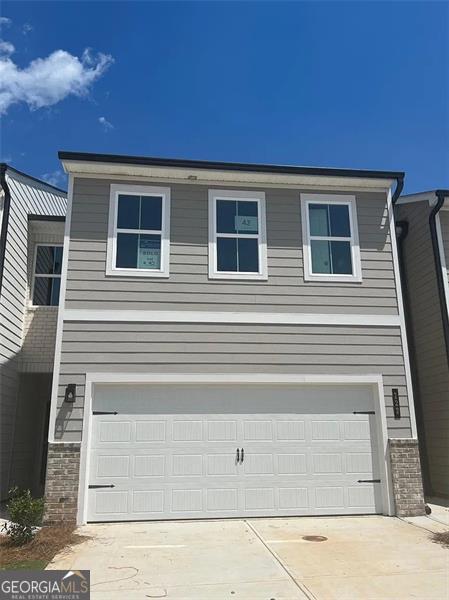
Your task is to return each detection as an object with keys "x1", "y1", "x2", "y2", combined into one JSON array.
[{"x1": 64, "y1": 384, "x2": 76, "y2": 403}]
